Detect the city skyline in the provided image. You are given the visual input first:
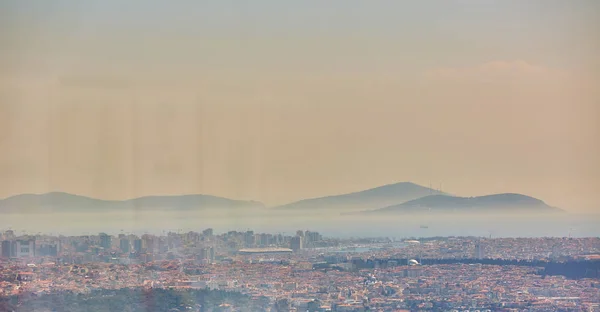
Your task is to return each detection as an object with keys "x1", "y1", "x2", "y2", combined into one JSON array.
[{"x1": 2, "y1": 2, "x2": 599, "y2": 311}]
